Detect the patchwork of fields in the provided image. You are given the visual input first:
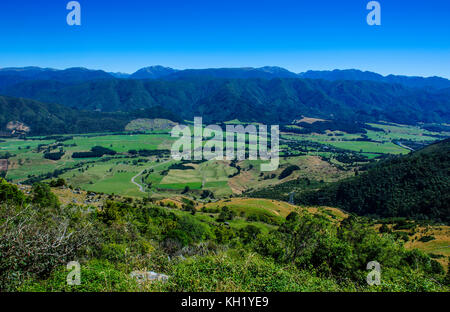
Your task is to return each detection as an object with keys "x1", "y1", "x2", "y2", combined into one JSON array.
[{"x1": 0, "y1": 122, "x2": 448, "y2": 200}]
